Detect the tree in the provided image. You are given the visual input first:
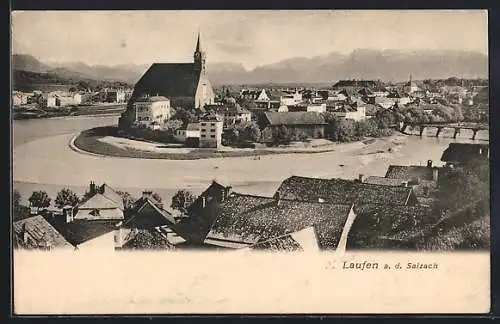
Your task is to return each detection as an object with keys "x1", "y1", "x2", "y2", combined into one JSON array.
[
  {"x1": 55, "y1": 188, "x2": 80, "y2": 208},
  {"x1": 152, "y1": 192, "x2": 163, "y2": 204},
  {"x1": 13, "y1": 189, "x2": 21, "y2": 210},
  {"x1": 172, "y1": 107, "x2": 197, "y2": 127},
  {"x1": 163, "y1": 119, "x2": 183, "y2": 134},
  {"x1": 28, "y1": 191, "x2": 51, "y2": 211},
  {"x1": 171, "y1": 190, "x2": 196, "y2": 213}
]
